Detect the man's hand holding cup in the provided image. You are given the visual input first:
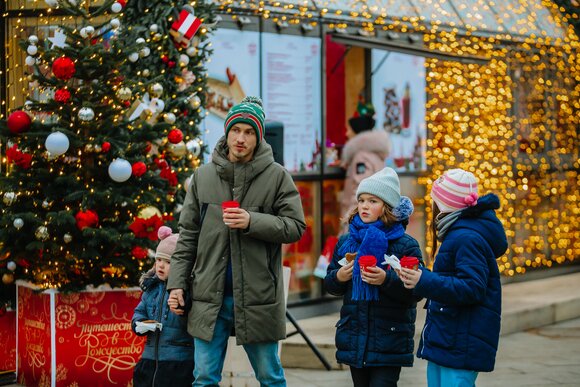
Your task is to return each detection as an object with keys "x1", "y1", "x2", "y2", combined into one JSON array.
[{"x1": 222, "y1": 200, "x2": 250, "y2": 229}]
